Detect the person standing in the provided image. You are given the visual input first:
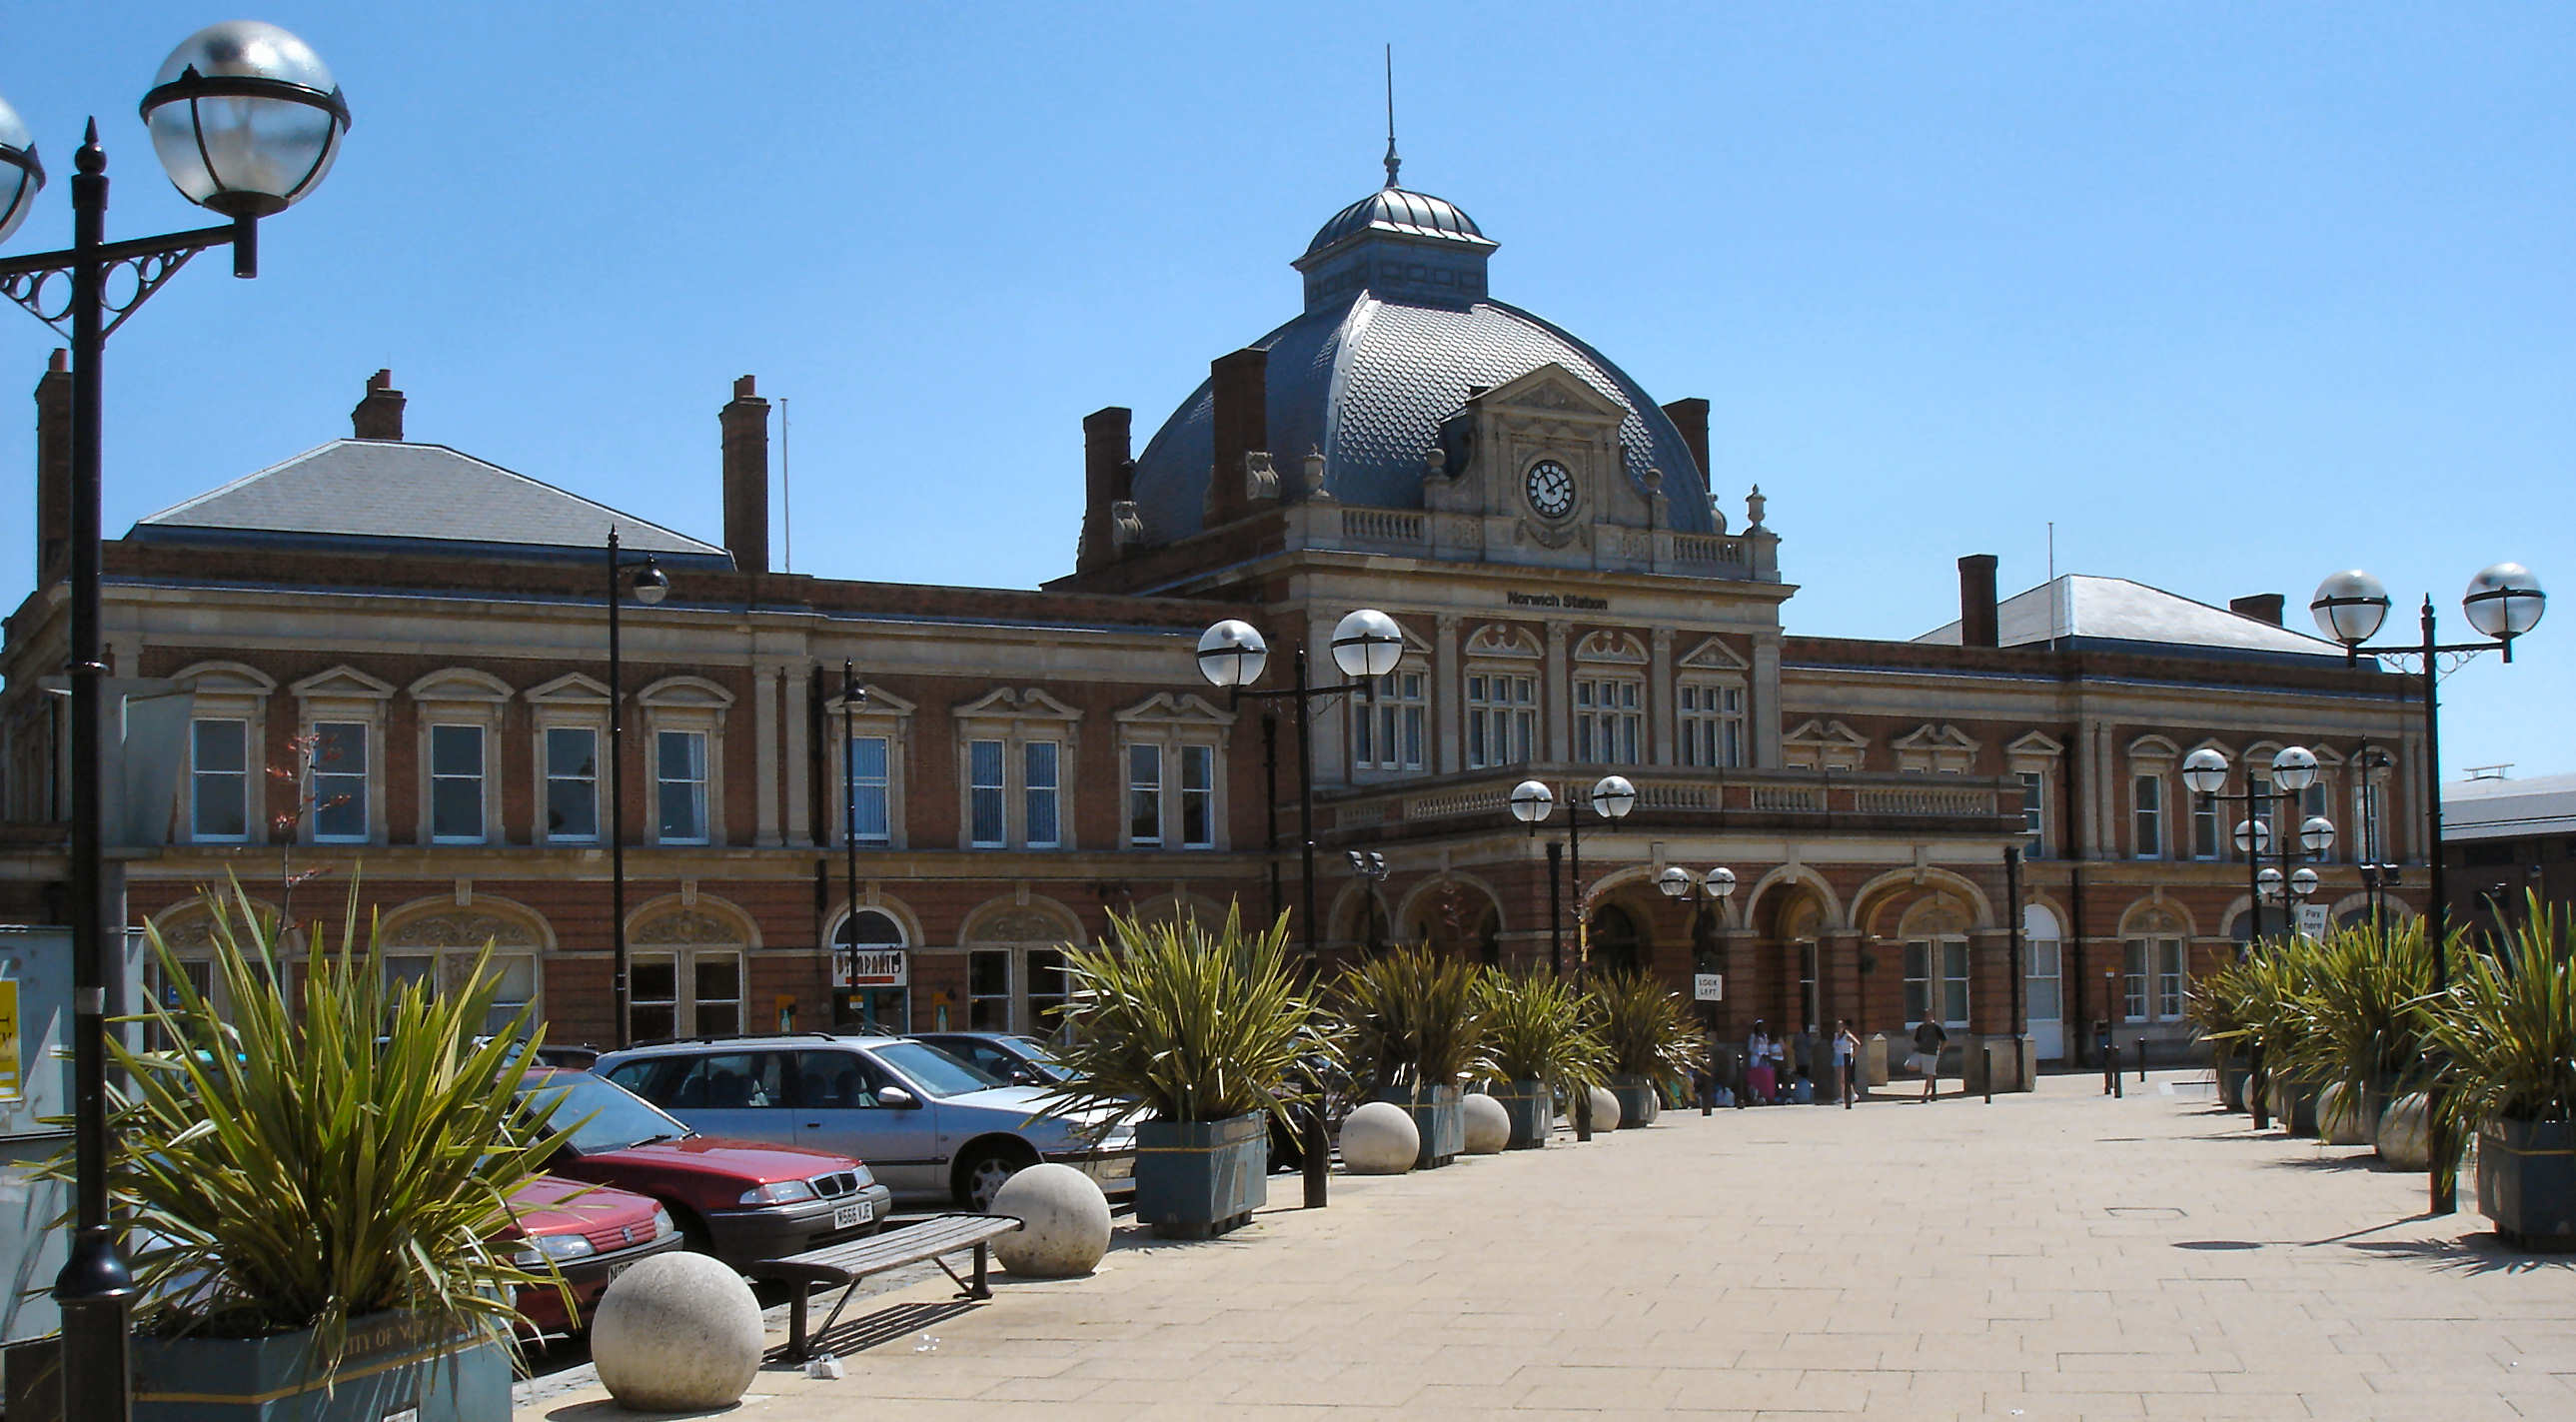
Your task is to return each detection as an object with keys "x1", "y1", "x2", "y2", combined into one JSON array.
[
  {"x1": 1747, "y1": 1021, "x2": 1775, "y2": 1104},
  {"x1": 1833, "y1": 1019, "x2": 1862, "y2": 1104},
  {"x1": 1911, "y1": 1015, "x2": 1948, "y2": 1101}
]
